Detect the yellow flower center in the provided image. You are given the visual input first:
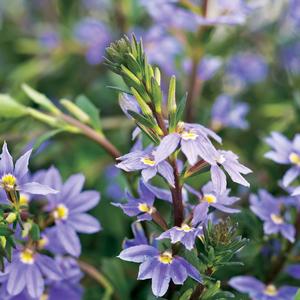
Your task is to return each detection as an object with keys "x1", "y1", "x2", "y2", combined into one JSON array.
[
  {"x1": 141, "y1": 157, "x2": 156, "y2": 166},
  {"x1": 289, "y1": 152, "x2": 300, "y2": 166},
  {"x1": 138, "y1": 203, "x2": 150, "y2": 213},
  {"x1": 1, "y1": 174, "x2": 17, "y2": 191},
  {"x1": 158, "y1": 251, "x2": 173, "y2": 264},
  {"x1": 270, "y1": 214, "x2": 284, "y2": 224},
  {"x1": 38, "y1": 236, "x2": 49, "y2": 250},
  {"x1": 19, "y1": 193, "x2": 29, "y2": 206},
  {"x1": 53, "y1": 204, "x2": 69, "y2": 220},
  {"x1": 179, "y1": 224, "x2": 192, "y2": 232},
  {"x1": 40, "y1": 294, "x2": 49, "y2": 300},
  {"x1": 264, "y1": 284, "x2": 278, "y2": 296},
  {"x1": 20, "y1": 248, "x2": 34, "y2": 264},
  {"x1": 181, "y1": 131, "x2": 198, "y2": 141},
  {"x1": 203, "y1": 193, "x2": 217, "y2": 203}
]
